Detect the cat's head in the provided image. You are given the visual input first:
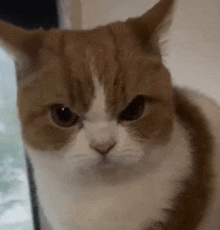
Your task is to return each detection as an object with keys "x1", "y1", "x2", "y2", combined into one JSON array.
[{"x1": 0, "y1": 0, "x2": 176, "y2": 176}]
